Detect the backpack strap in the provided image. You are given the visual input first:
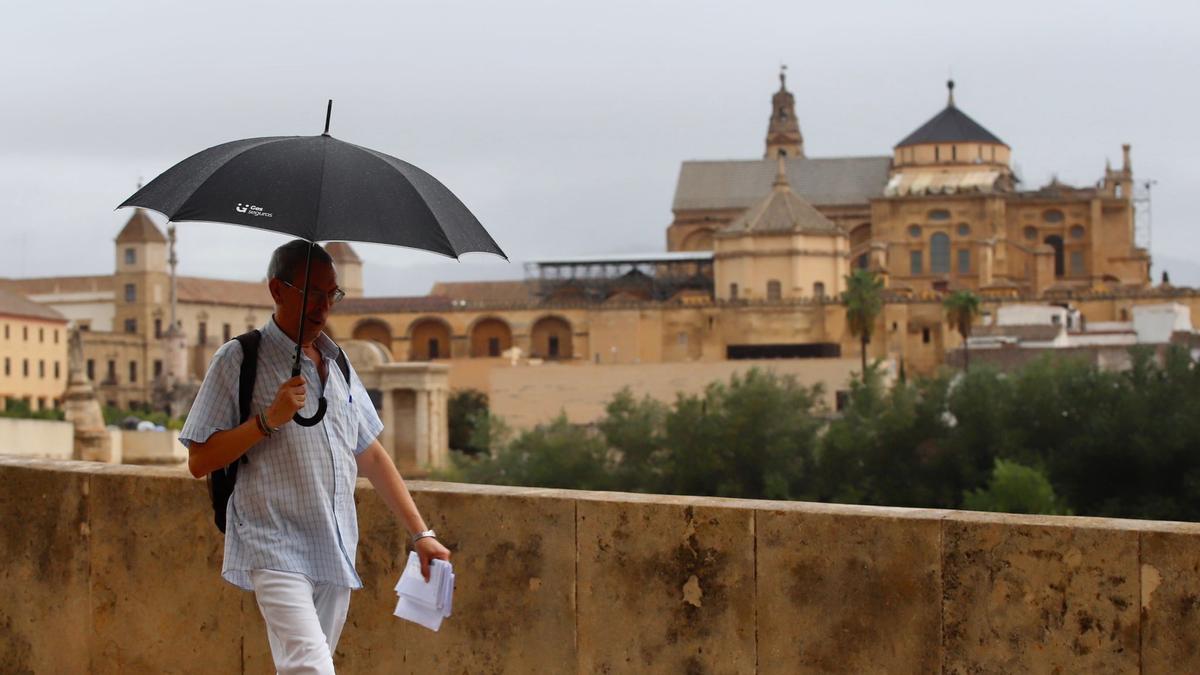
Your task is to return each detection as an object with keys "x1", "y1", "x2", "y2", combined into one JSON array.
[
  {"x1": 233, "y1": 330, "x2": 261, "y2": 465},
  {"x1": 335, "y1": 348, "x2": 350, "y2": 389}
]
